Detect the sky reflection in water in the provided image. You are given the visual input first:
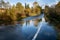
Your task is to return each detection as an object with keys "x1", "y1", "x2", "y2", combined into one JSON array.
[{"x1": 0, "y1": 15, "x2": 56, "y2": 40}]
